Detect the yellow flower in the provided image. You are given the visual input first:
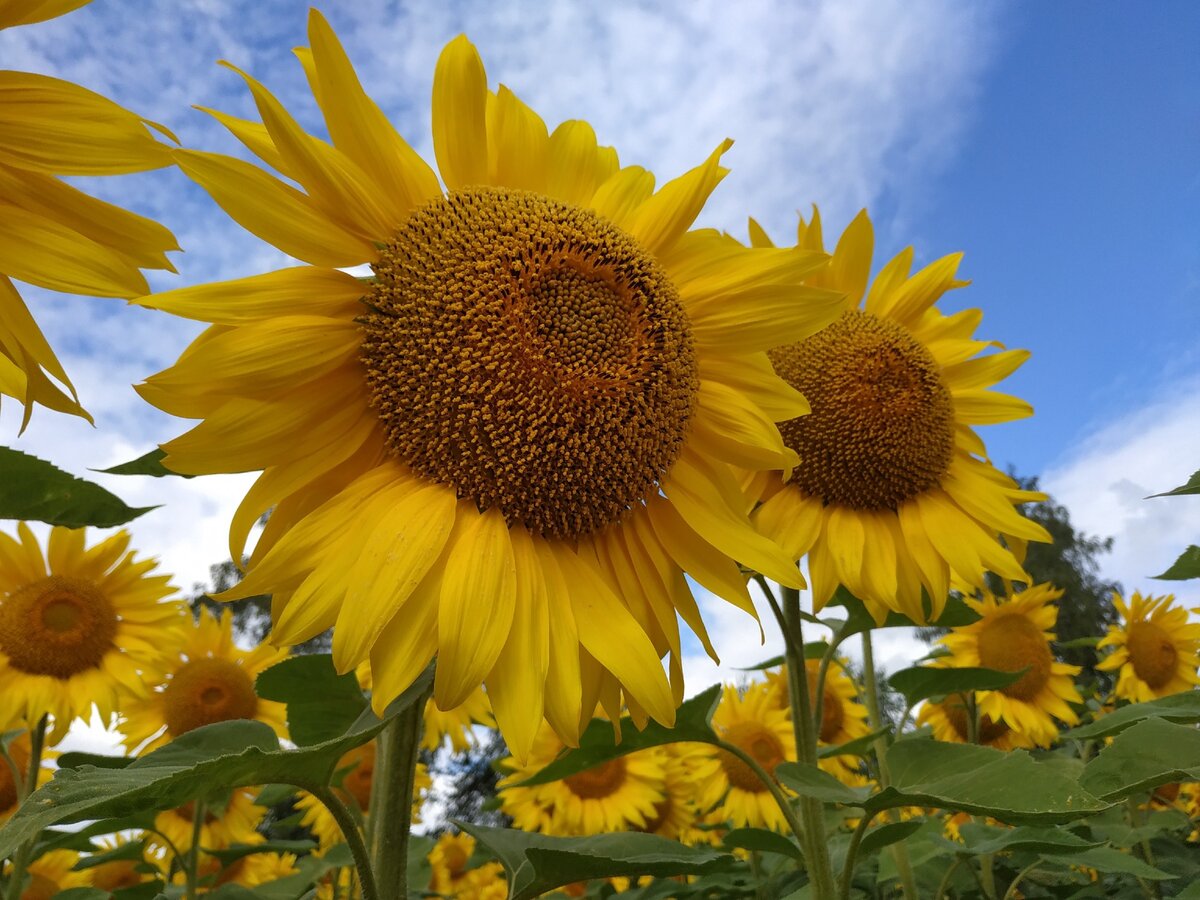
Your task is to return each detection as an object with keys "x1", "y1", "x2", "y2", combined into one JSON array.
[
  {"x1": 917, "y1": 696, "x2": 1034, "y2": 751},
  {"x1": 0, "y1": 731, "x2": 55, "y2": 824},
  {"x1": 499, "y1": 722, "x2": 666, "y2": 835},
  {"x1": 428, "y1": 832, "x2": 507, "y2": 899},
  {"x1": 1097, "y1": 591, "x2": 1200, "y2": 702},
  {"x1": 0, "y1": 524, "x2": 182, "y2": 739},
  {"x1": 694, "y1": 682, "x2": 797, "y2": 831},
  {"x1": 636, "y1": 742, "x2": 716, "y2": 845},
  {"x1": 85, "y1": 835, "x2": 157, "y2": 891},
  {"x1": 423, "y1": 685, "x2": 495, "y2": 752},
  {"x1": 148, "y1": 789, "x2": 265, "y2": 859},
  {"x1": 10, "y1": 849, "x2": 90, "y2": 898},
  {"x1": 212, "y1": 851, "x2": 299, "y2": 889},
  {"x1": 937, "y1": 584, "x2": 1082, "y2": 746},
  {"x1": 764, "y1": 660, "x2": 871, "y2": 780},
  {"x1": 751, "y1": 208, "x2": 1050, "y2": 623},
  {"x1": 136, "y1": 11, "x2": 844, "y2": 757},
  {"x1": 0, "y1": 0, "x2": 177, "y2": 425},
  {"x1": 120, "y1": 607, "x2": 288, "y2": 754},
  {"x1": 296, "y1": 742, "x2": 430, "y2": 850}
]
